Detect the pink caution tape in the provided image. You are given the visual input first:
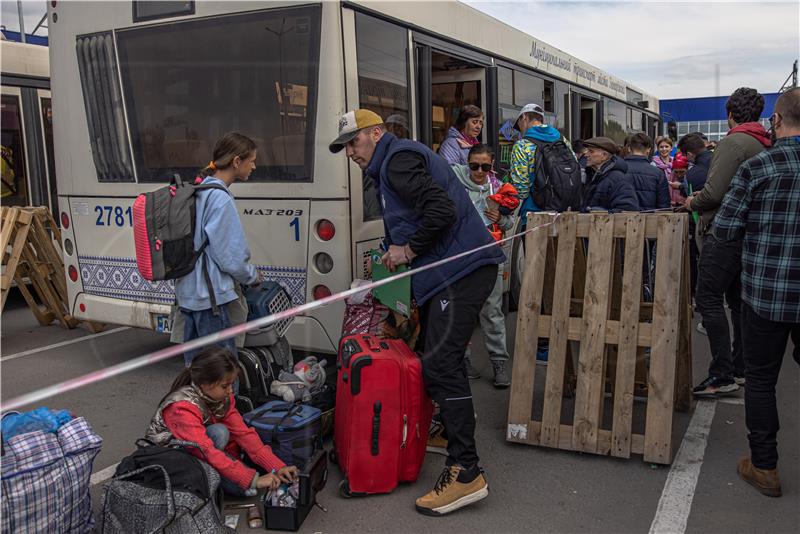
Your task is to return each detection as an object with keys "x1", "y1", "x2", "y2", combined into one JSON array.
[{"x1": 1, "y1": 214, "x2": 559, "y2": 412}]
